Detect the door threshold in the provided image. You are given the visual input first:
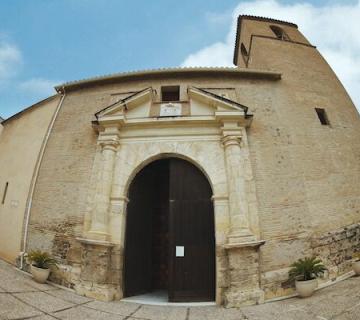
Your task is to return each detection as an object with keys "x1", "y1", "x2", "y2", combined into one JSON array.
[{"x1": 122, "y1": 290, "x2": 216, "y2": 307}]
